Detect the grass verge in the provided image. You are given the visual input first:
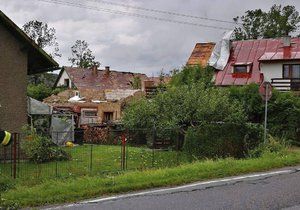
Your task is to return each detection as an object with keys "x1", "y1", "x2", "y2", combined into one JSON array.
[{"x1": 2, "y1": 149, "x2": 300, "y2": 208}]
